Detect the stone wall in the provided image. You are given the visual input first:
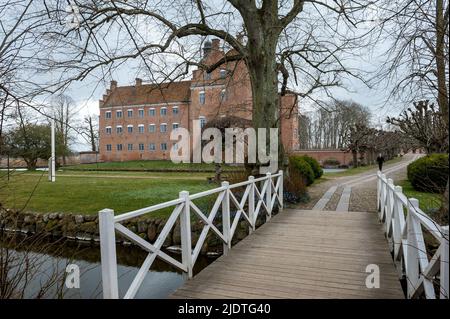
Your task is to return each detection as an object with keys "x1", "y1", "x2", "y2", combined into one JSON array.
[{"x1": 0, "y1": 209, "x2": 265, "y2": 254}]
